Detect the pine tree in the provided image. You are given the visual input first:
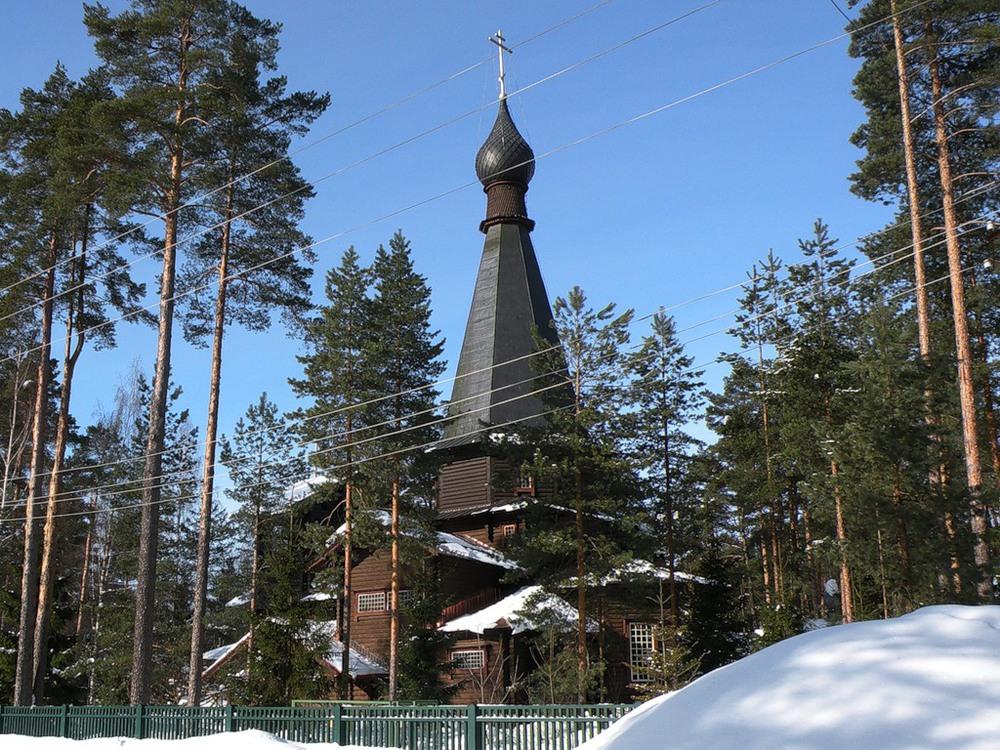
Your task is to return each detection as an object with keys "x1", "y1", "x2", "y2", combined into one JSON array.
[
  {"x1": 290, "y1": 246, "x2": 376, "y2": 698},
  {"x1": 511, "y1": 286, "x2": 644, "y2": 703},
  {"x1": 179, "y1": 4, "x2": 328, "y2": 704},
  {"x1": 623, "y1": 312, "x2": 704, "y2": 679},
  {"x1": 84, "y1": 0, "x2": 242, "y2": 701}
]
